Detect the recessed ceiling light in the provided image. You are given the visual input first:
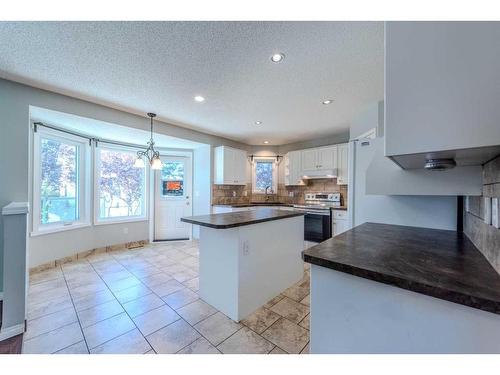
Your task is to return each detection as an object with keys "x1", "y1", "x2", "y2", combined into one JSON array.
[
  {"x1": 255, "y1": 121, "x2": 262, "y2": 125},
  {"x1": 194, "y1": 95, "x2": 205, "y2": 102},
  {"x1": 270, "y1": 53, "x2": 285, "y2": 63},
  {"x1": 263, "y1": 141, "x2": 269, "y2": 144},
  {"x1": 322, "y1": 99, "x2": 333, "y2": 105}
]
